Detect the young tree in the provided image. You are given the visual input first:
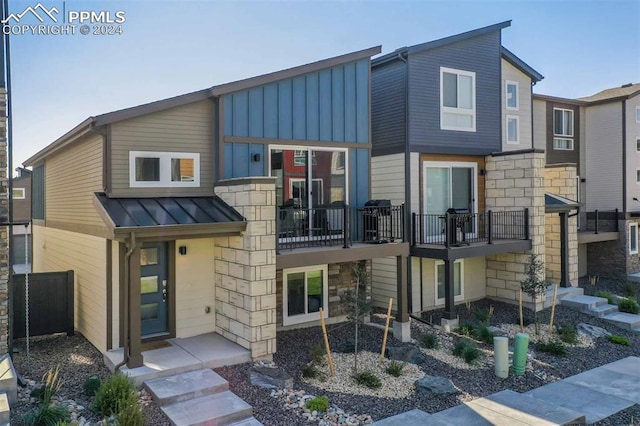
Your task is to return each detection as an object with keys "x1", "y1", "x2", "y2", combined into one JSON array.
[
  {"x1": 340, "y1": 261, "x2": 372, "y2": 374},
  {"x1": 520, "y1": 253, "x2": 547, "y2": 334}
]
